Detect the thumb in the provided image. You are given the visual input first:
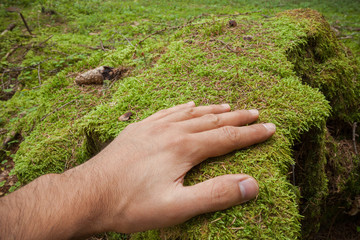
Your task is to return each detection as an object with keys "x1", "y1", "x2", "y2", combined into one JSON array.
[{"x1": 180, "y1": 174, "x2": 259, "y2": 218}]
